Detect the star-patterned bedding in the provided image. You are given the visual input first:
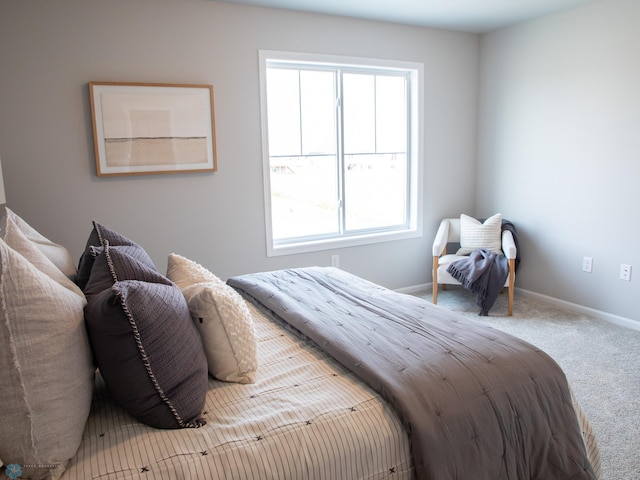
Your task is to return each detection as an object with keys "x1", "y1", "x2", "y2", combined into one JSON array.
[{"x1": 61, "y1": 300, "x2": 414, "y2": 479}]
